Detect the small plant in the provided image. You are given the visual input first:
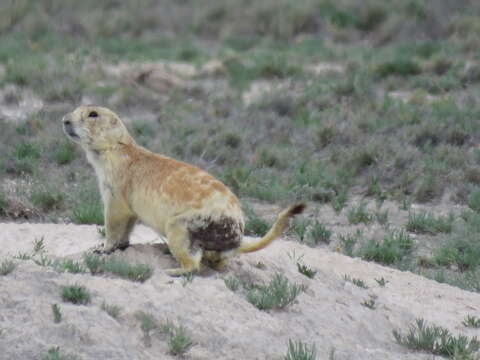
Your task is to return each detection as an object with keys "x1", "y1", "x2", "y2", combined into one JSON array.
[
  {"x1": 344, "y1": 275, "x2": 368, "y2": 289},
  {"x1": 339, "y1": 230, "x2": 362, "y2": 256},
  {"x1": 136, "y1": 311, "x2": 157, "y2": 347},
  {"x1": 463, "y1": 315, "x2": 480, "y2": 328},
  {"x1": 308, "y1": 221, "x2": 332, "y2": 245},
  {"x1": 393, "y1": 318, "x2": 480, "y2": 358},
  {"x1": 42, "y1": 346, "x2": 79, "y2": 360},
  {"x1": 33, "y1": 237, "x2": 45, "y2": 254},
  {"x1": 362, "y1": 297, "x2": 376, "y2": 310},
  {"x1": 297, "y1": 262, "x2": 317, "y2": 279},
  {"x1": 406, "y1": 211, "x2": 454, "y2": 234},
  {"x1": 103, "y1": 256, "x2": 153, "y2": 282},
  {"x1": 51, "y1": 304, "x2": 62, "y2": 323},
  {"x1": 284, "y1": 339, "x2": 317, "y2": 360},
  {"x1": 54, "y1": 142, "x2": 76, "y2": 165},
  {"x1": 347, "y1": 202, "x2": 373, "y2": 225},
  {"x1": 375, "y1": 277, "x2": 388, "y2": 287},
  {"x1": 181, "y1": 272, "x2": 194, "y2": 287},
  {"x1": 246, "y1": 273, "x2": 304, "y2": 311},
  {"x1": 34, "y1": 254, "x2": 53, "y2": 267},
  {"x1": 83, "y1": 253, "x2": 105, "y2": 274},
  {"x1": 166, "y1": 322, "x2": 194, "y2": 356},
  {"x1": 375, "y1": 209, "x2": 389, "y2": 226},
  {"x1": 96, "y1": 227, "x2": 106, "y2": 238},
  {"x1": 292, "y1": 217, "x2": 311, "y2": 243},
  {"x1": 244, "y1": 205, "x2": 270, "y2": 236},
  {"x1": 14, "y1": 252, "x2": 31, "y2": 260},
  {"x1": 467, "y1": 187, "x2": 480, "y2": 212},
  {"x1": 101, "y1": 302, "x2": 121, "y2": 319},
  {"x1": 30, "y1": 190, "x2": 63, "y2": 211},
  {"x1": 61, "y1": 284, "x2": 91, "y2": 305},
  {"x1": 224, "y1": 276, "x2": 241, "y2": 291},
  {"x1": 0, "y1": 259, "x2": 16, "y2": 276},
  {"x1": 54, "y1": 259, "x2": 85, "y2": 274},
  {"x1": 360, "y1": 230, "x2": 413, "y2": 265},
  {"x1": 72, "y1": 201, "x2": 104, "y2": 225}
]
